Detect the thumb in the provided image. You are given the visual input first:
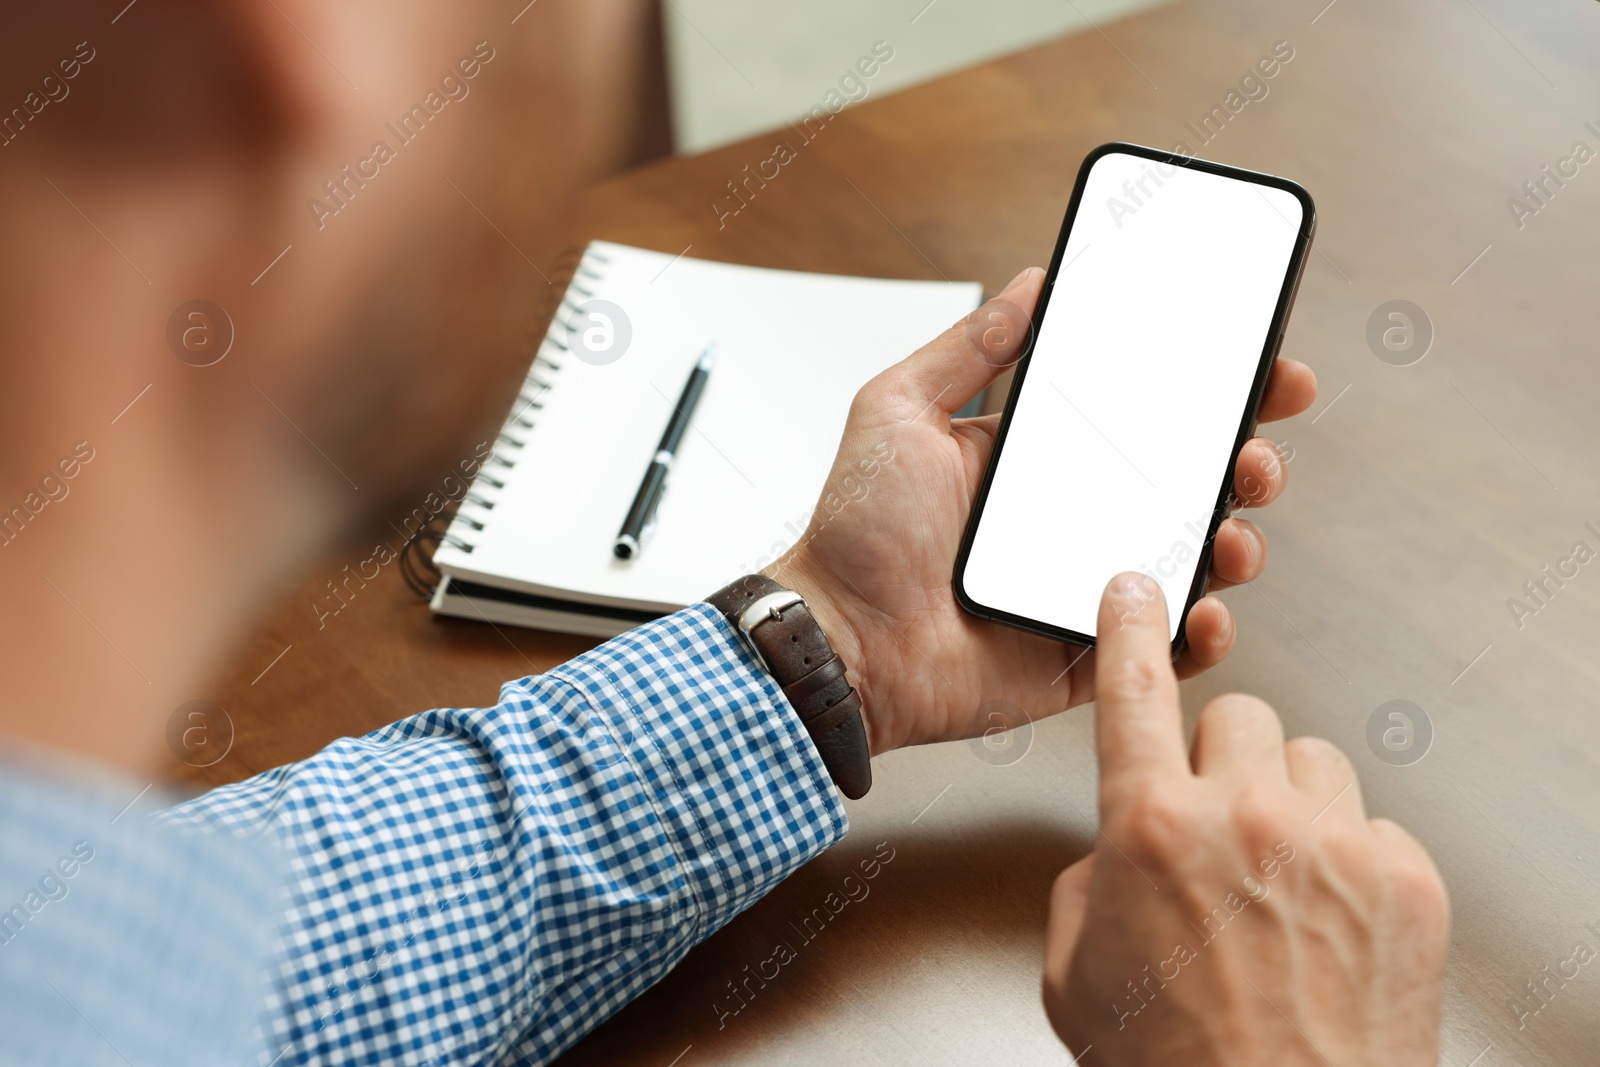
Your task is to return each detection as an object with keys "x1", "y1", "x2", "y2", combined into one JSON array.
[
  {"x1": 885, "y1": 266, "x2": 1044, "y2": 417},
  {"x1": 1042, "y1": 852, "x2": 1096, "y2": 1016}
]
